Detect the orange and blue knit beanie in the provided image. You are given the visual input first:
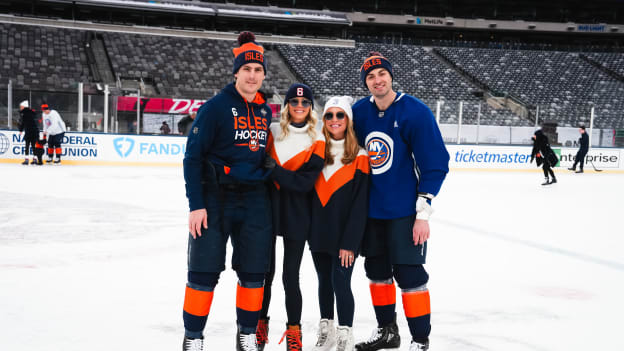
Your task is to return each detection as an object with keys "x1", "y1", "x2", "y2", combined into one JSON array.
[
  {"x1": 360, "y1": 51, "x2": 393, "y2": 87},
  {"x1": 232, "y1": 31, "x2": 266, "y2": 74}
]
